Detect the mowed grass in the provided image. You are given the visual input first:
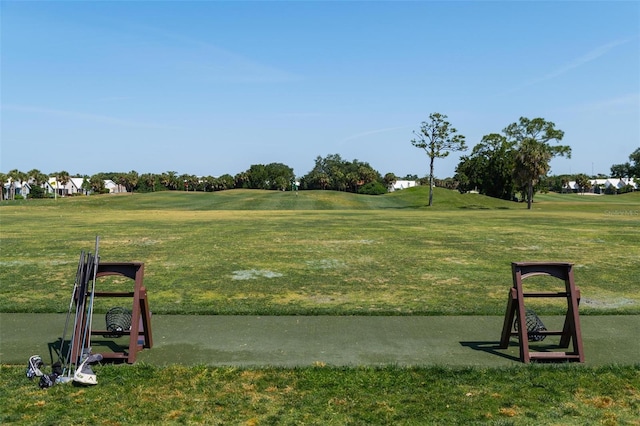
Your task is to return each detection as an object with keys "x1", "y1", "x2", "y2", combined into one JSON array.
[
  {"x1": 1, "y1": 188, "x2": 638, "y2": 315},
  {"x1": 1, "y1": 364, "x2": 639, "y2": 425},
  {"x1": 2, "y1": 189, "x2": 639, "y2": 425}
]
